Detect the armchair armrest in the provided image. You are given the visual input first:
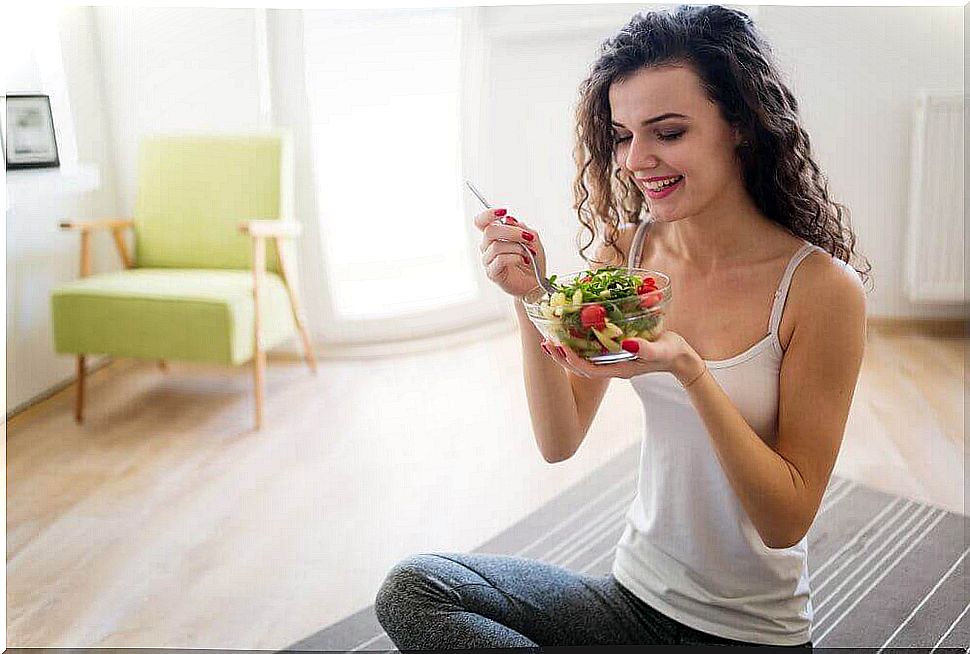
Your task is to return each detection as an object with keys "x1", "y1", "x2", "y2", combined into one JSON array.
[
  {"x1": 59, "y1": 218, "x2": 134, "y2": 276},
  {"x1": 238, "y1": 219, "x2": 302, "y2": 239},
  {"x1": 59, "y1": 218, "x2": 135, "y2": 233}
]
